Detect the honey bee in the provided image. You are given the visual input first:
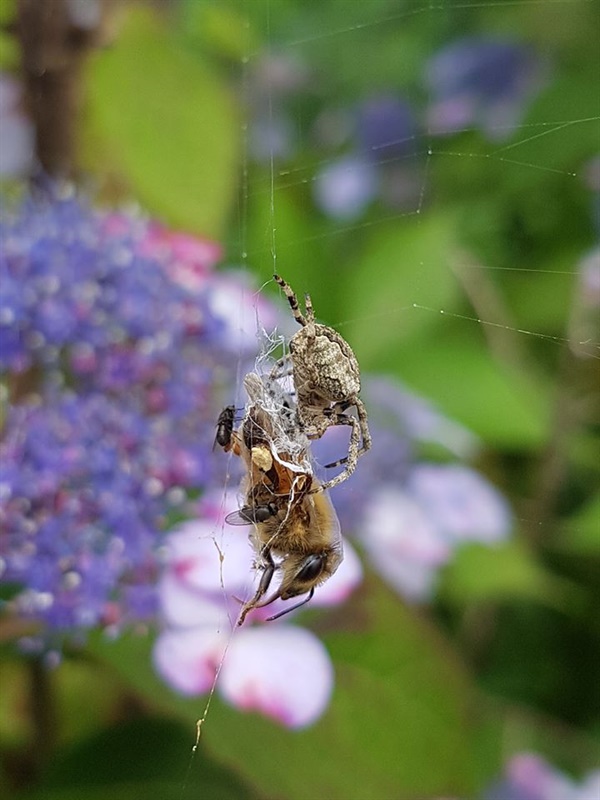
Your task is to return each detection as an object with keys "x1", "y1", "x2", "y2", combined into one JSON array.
[
  {"x1": 215, "y1": 373, "x2": 343, "y2": 625},
  {"x1": 231, "y1": 474, "x2": 343, "y2": 626}
]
